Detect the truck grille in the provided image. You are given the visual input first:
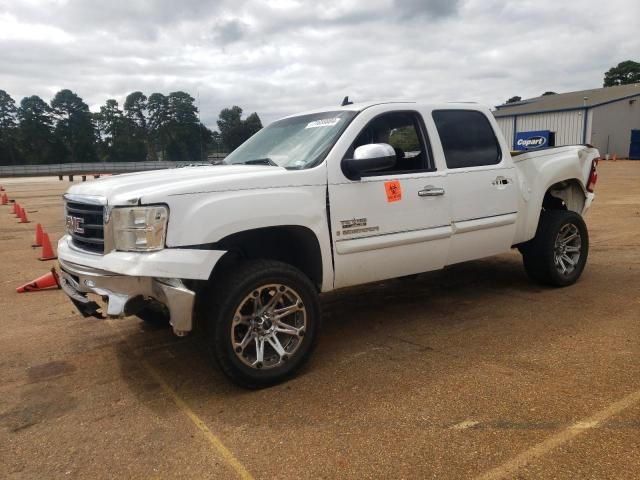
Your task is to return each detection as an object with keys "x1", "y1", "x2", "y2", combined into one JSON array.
[{"x1": 65, "y1": 200, "x2": 105, "y2": 254}]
